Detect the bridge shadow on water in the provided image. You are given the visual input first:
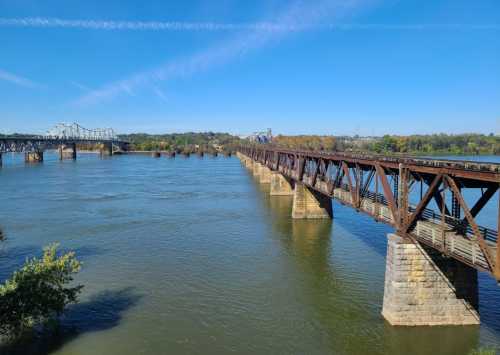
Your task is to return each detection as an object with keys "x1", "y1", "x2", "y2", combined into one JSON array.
[
  {"x1": 247, "y1": 174, "x2": 485, "y2": 355},
  {"x1": 0, "y1": 287, "x2": 142, "y2": 355}
]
